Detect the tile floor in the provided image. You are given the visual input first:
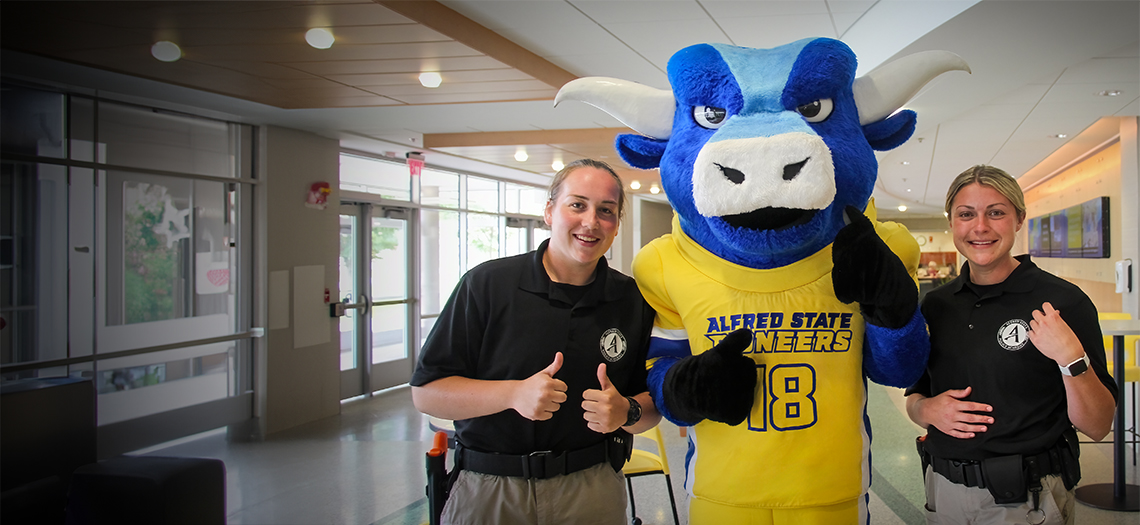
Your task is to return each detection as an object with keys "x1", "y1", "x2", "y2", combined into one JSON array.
[{"x1": 140, "y1": 383, "x2": 1138, "y2": 524}]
